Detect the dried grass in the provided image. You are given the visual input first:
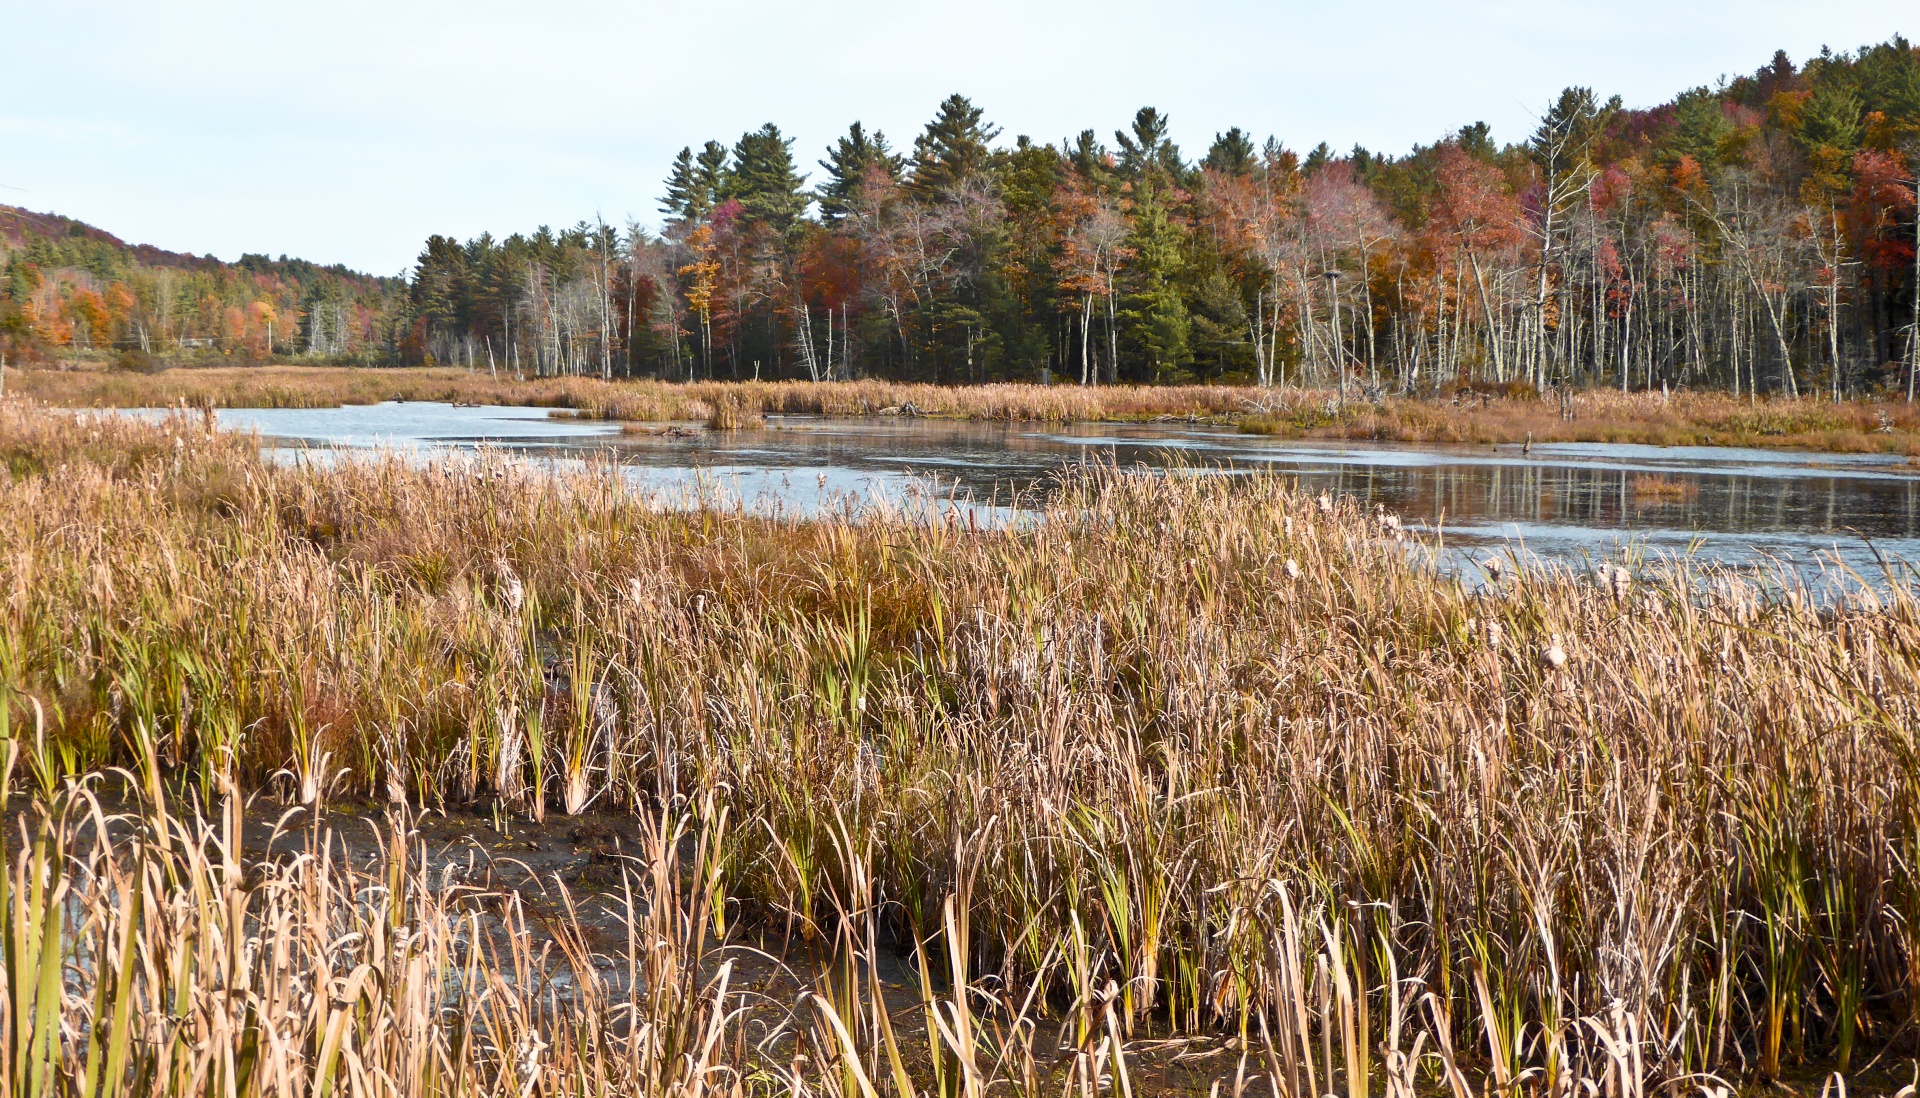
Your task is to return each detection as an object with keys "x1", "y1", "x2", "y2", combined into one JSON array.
[
  {"x1": 0, "y1": 396, "x2": 1917, "y2": 1093},
  {"x1": 9, "y1": 365, "x2": 1258, "y2": 424}
]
